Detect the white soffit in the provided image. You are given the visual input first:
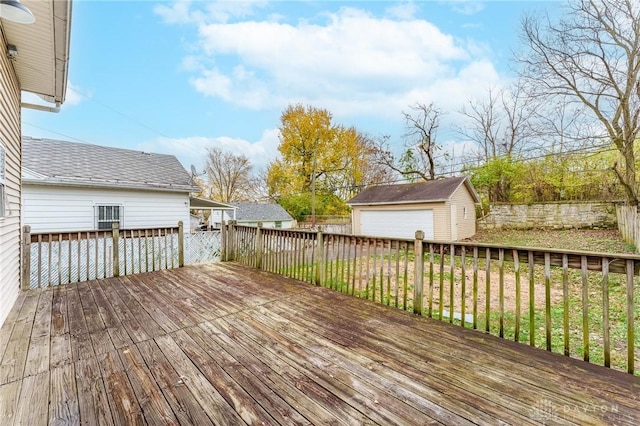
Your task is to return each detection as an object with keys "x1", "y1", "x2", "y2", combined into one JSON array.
[{"x1": 1, "y1": 0, "x2": 72, "y2": 105}]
